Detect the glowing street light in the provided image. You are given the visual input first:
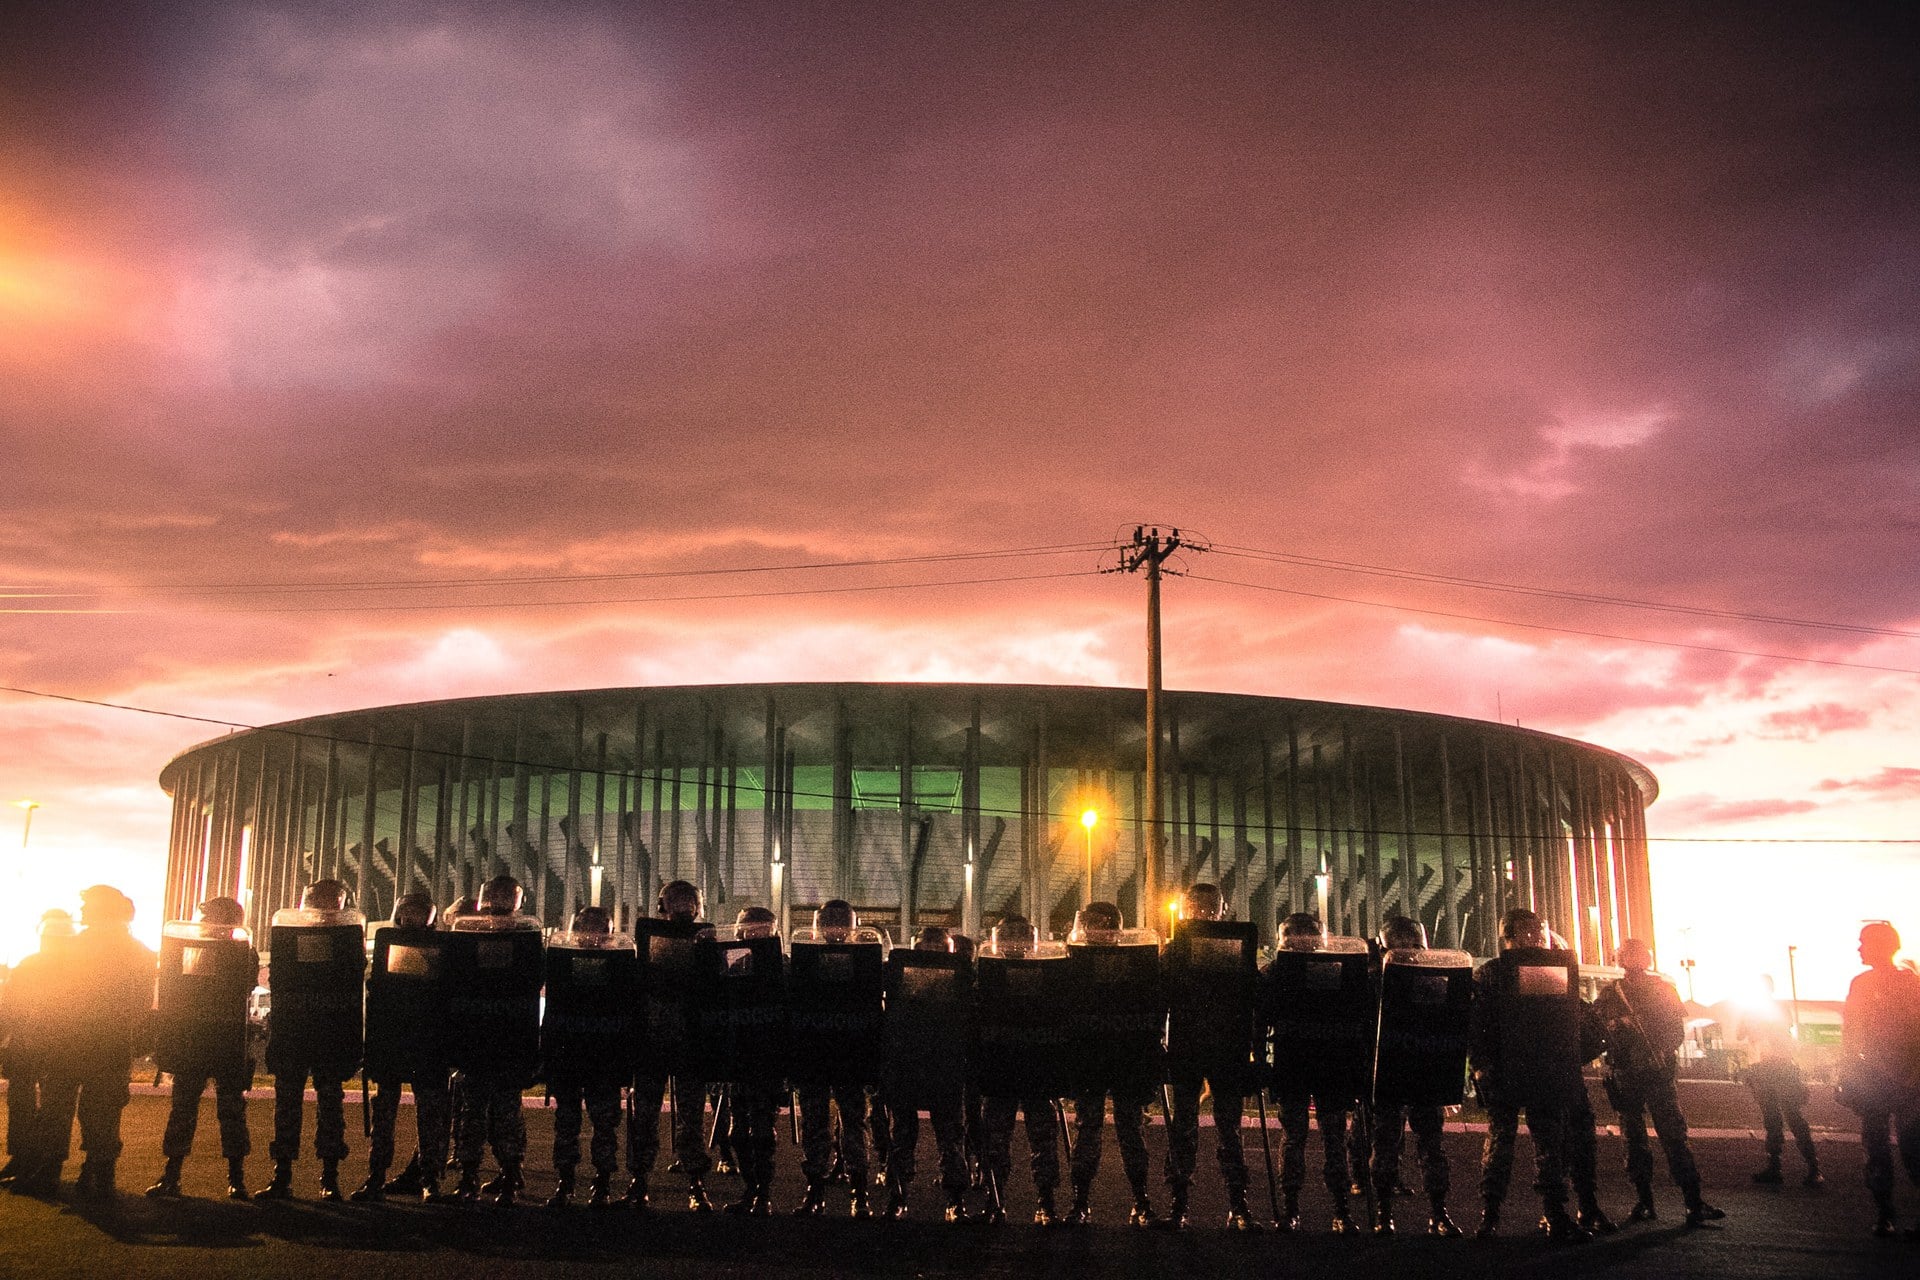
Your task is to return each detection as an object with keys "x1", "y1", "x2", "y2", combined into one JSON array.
[
  {"x1": 15, "y1": 800, "x2": 37, "y2": 850},
  {"x1": 1081, "y1": 808, "x2": 1098, "y2": 905}
]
